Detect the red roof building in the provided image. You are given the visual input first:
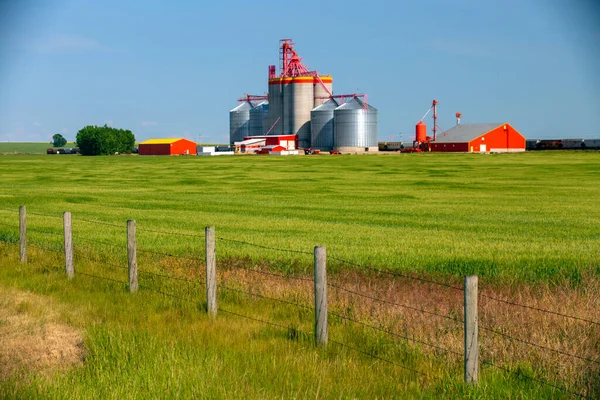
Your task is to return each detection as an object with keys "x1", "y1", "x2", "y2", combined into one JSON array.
[
  {"x1": 431, "y1": 123, "x2": 525, "y2": 153},
  {"x1": 139, "y1": 138, "x2": 197, "y2": 156}
]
